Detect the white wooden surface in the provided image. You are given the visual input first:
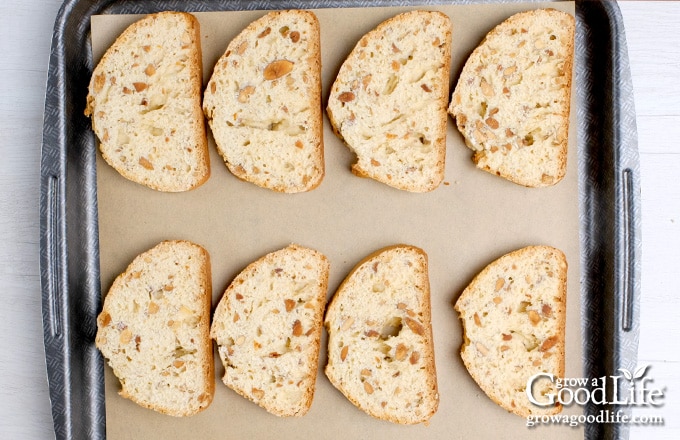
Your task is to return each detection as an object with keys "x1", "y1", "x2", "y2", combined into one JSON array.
[{"x1": 0, "y1": 1, "x2": 677, "y2": 438}]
